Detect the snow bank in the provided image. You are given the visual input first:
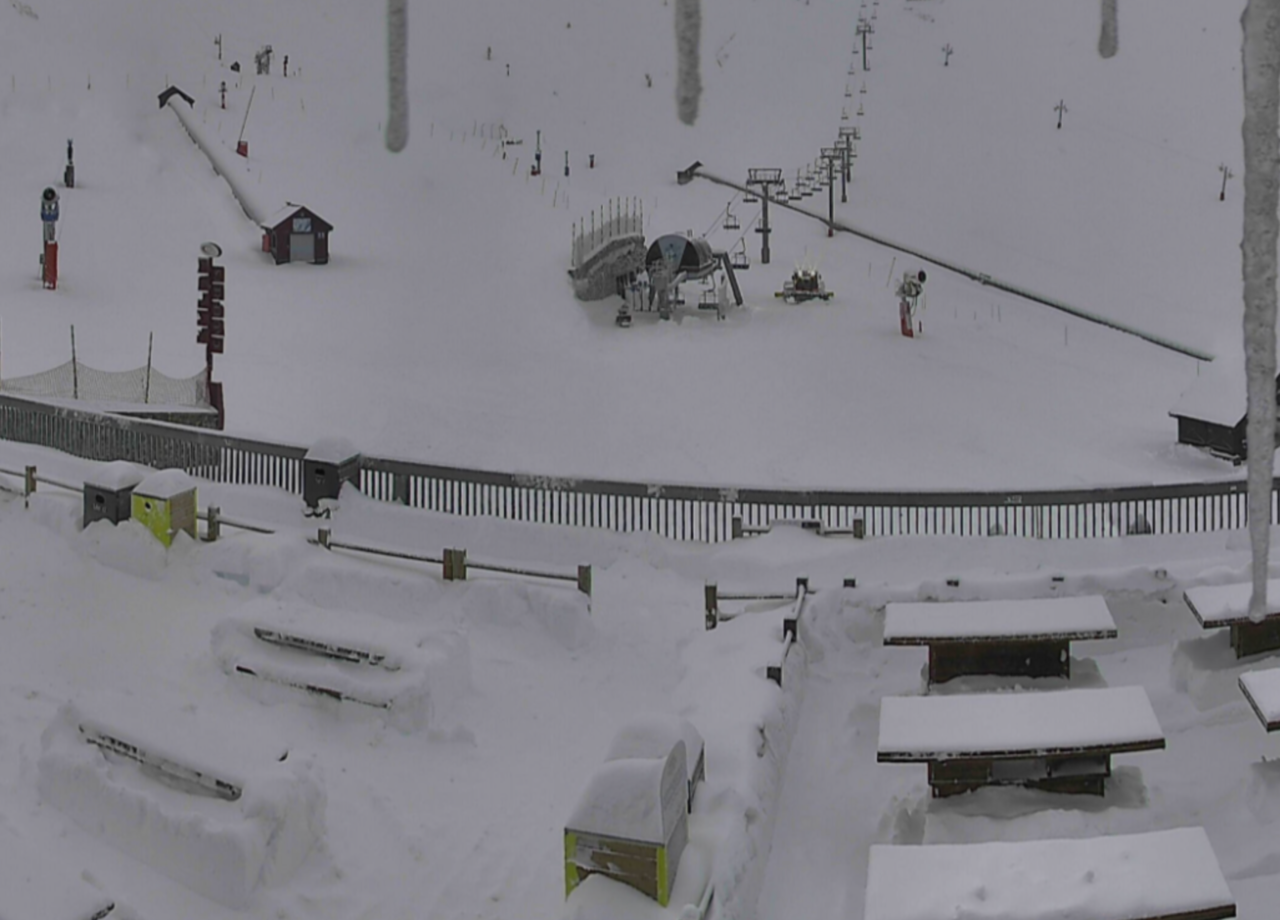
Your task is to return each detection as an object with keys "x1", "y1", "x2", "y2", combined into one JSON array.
[
  {"x1": 674, "y1": 589, "x2": 823, "y2": 920},
  {"x1": 37, "y1": 691, "x2": 325, "y2": 910},
  {"x1": 865, "y1": 827, "x2": 1234, "y2": 920},
  {"x1": 212, "y1": 597, "x2": 471, "y2": 732}
]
